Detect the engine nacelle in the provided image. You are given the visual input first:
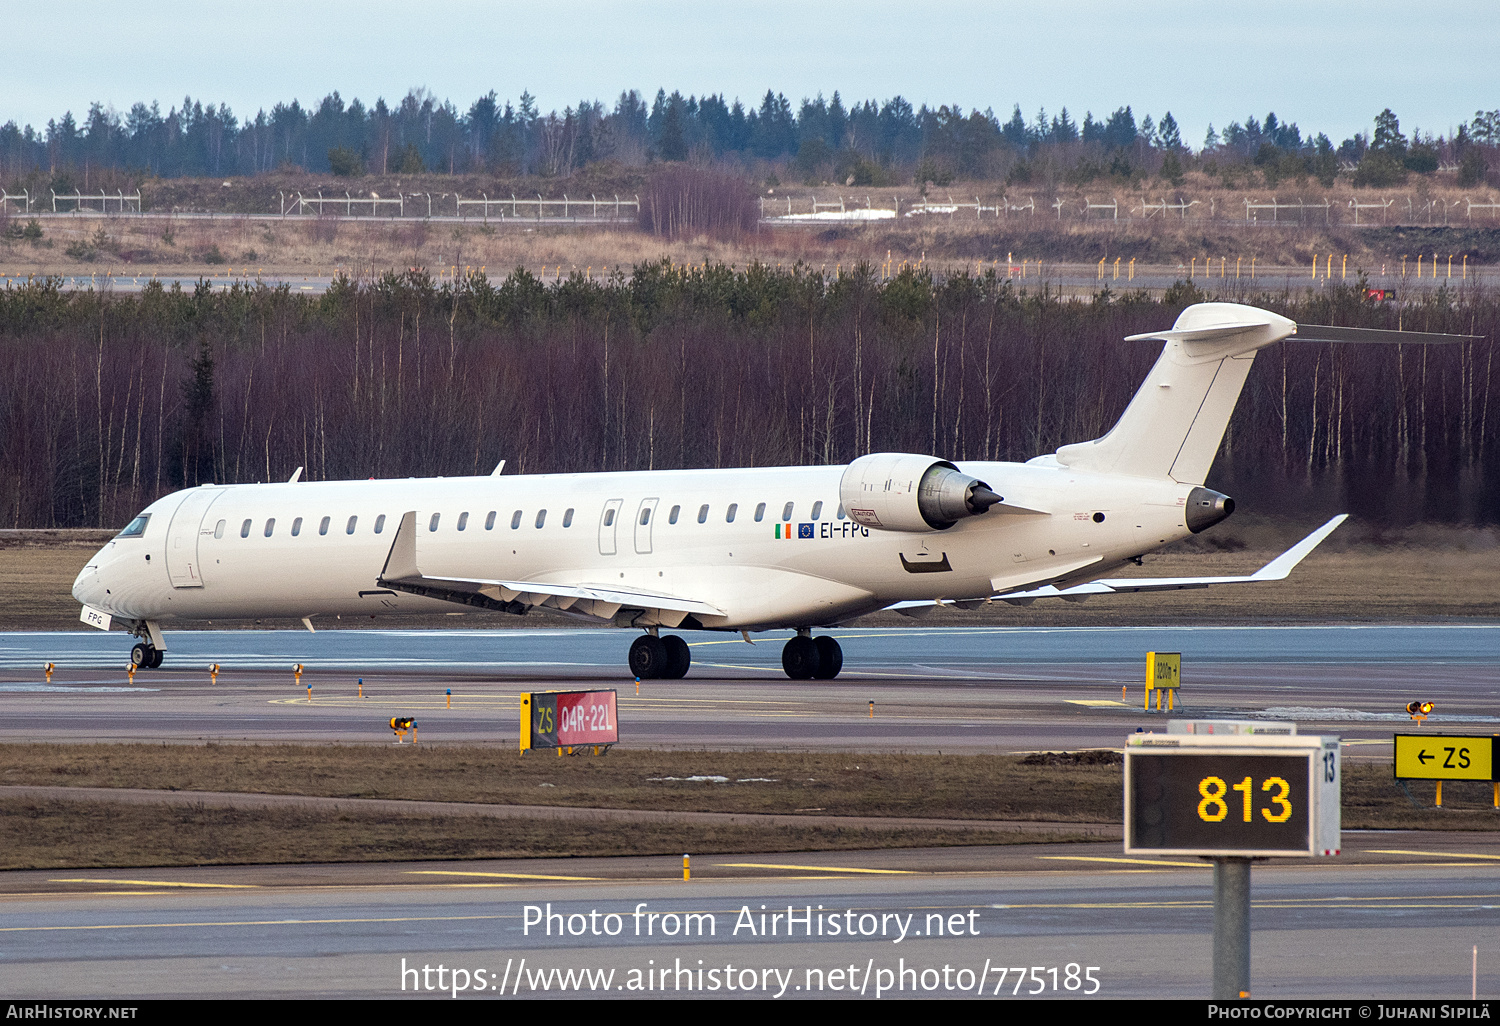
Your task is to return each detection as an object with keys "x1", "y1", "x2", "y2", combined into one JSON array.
[{"x1": 839, "y1": 453, "x2": 1003, "y2": 532}]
